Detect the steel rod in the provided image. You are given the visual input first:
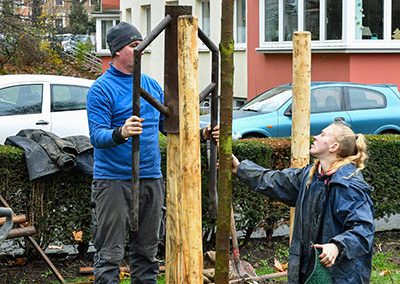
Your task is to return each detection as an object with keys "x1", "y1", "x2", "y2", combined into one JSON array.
[
  {"x1": 199, "y1": 82, "x2": 216, "y2": 103},
  {"x1": 140, "y1": 88, "x2": 170, "y2": 116},
  {"x1": 136, "y1": 15, "x2": 172, "y2": 53},
  {"x1": 131, "y1": 49, "x2": 142, "y2": 232}
]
